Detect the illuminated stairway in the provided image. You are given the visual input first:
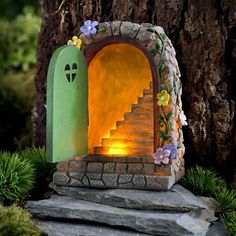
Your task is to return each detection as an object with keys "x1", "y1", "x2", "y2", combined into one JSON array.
[{"x1": 93, "y1": 84, "x2": 154, "y2": 156}]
